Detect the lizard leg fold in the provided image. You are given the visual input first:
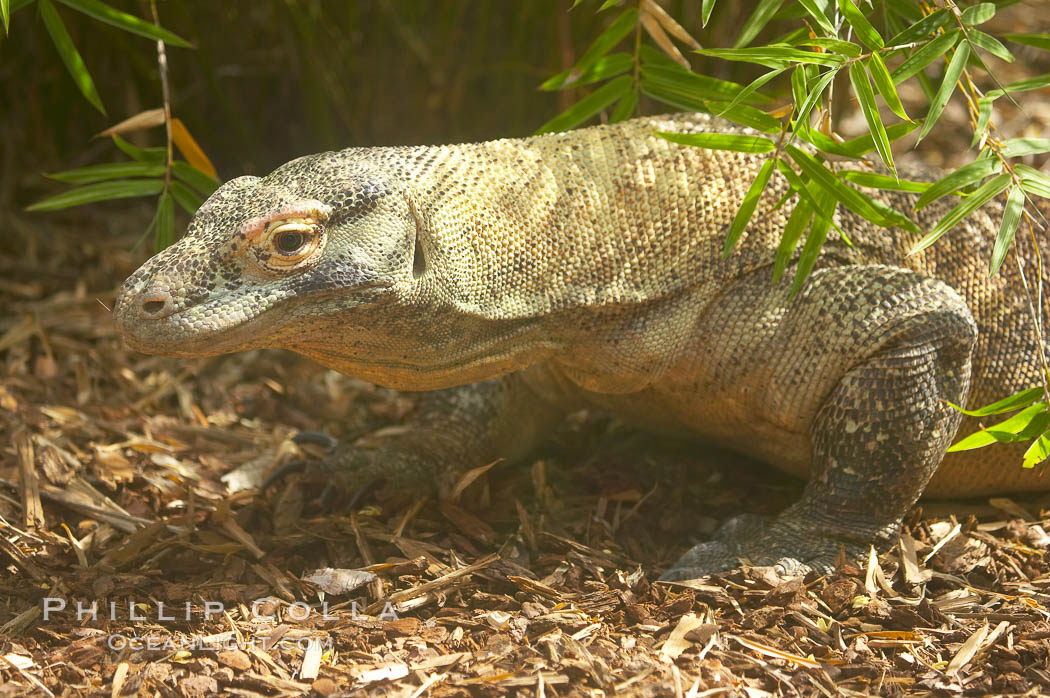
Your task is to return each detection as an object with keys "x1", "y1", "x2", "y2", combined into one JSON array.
[
  {"x1": 272, "y1": 372, "x2": 564, "y2": 506},
  {"x1": 661, "y1": 266, "x2": 977, "y2": 580}
]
